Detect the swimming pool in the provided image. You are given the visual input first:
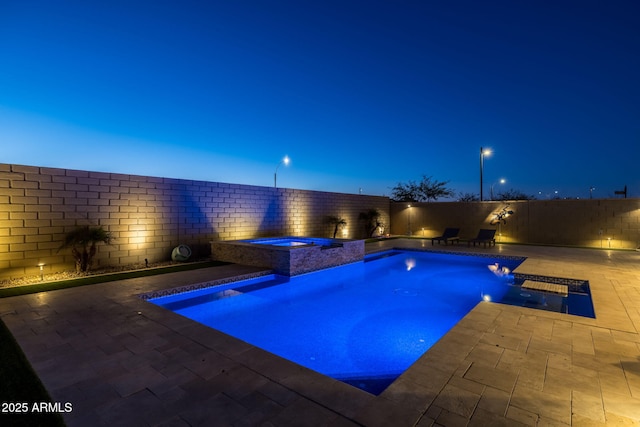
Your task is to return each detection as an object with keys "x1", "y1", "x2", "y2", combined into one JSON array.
[{"x1": 149, "y1": 250, "x2": 594, "y2": 394}]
